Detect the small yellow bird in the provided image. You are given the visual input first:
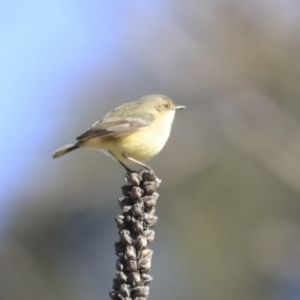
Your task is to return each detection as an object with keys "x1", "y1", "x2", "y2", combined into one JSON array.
[{"x1": 53, "y1": 94, "x2": 185, "y2": 171}]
